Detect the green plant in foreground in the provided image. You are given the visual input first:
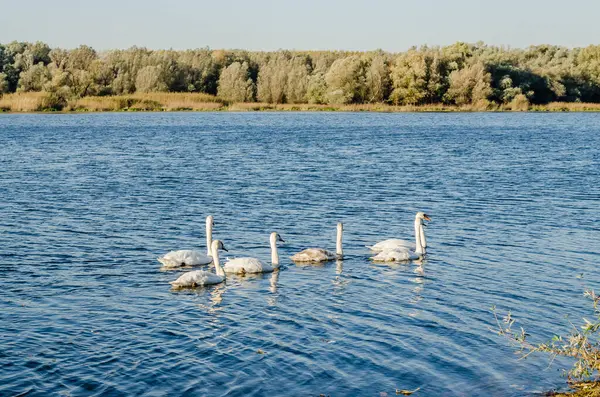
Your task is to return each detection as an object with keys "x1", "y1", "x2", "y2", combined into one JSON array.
[{"x1": 493, "y1": 290, "x2": 600, "y2": 383}]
